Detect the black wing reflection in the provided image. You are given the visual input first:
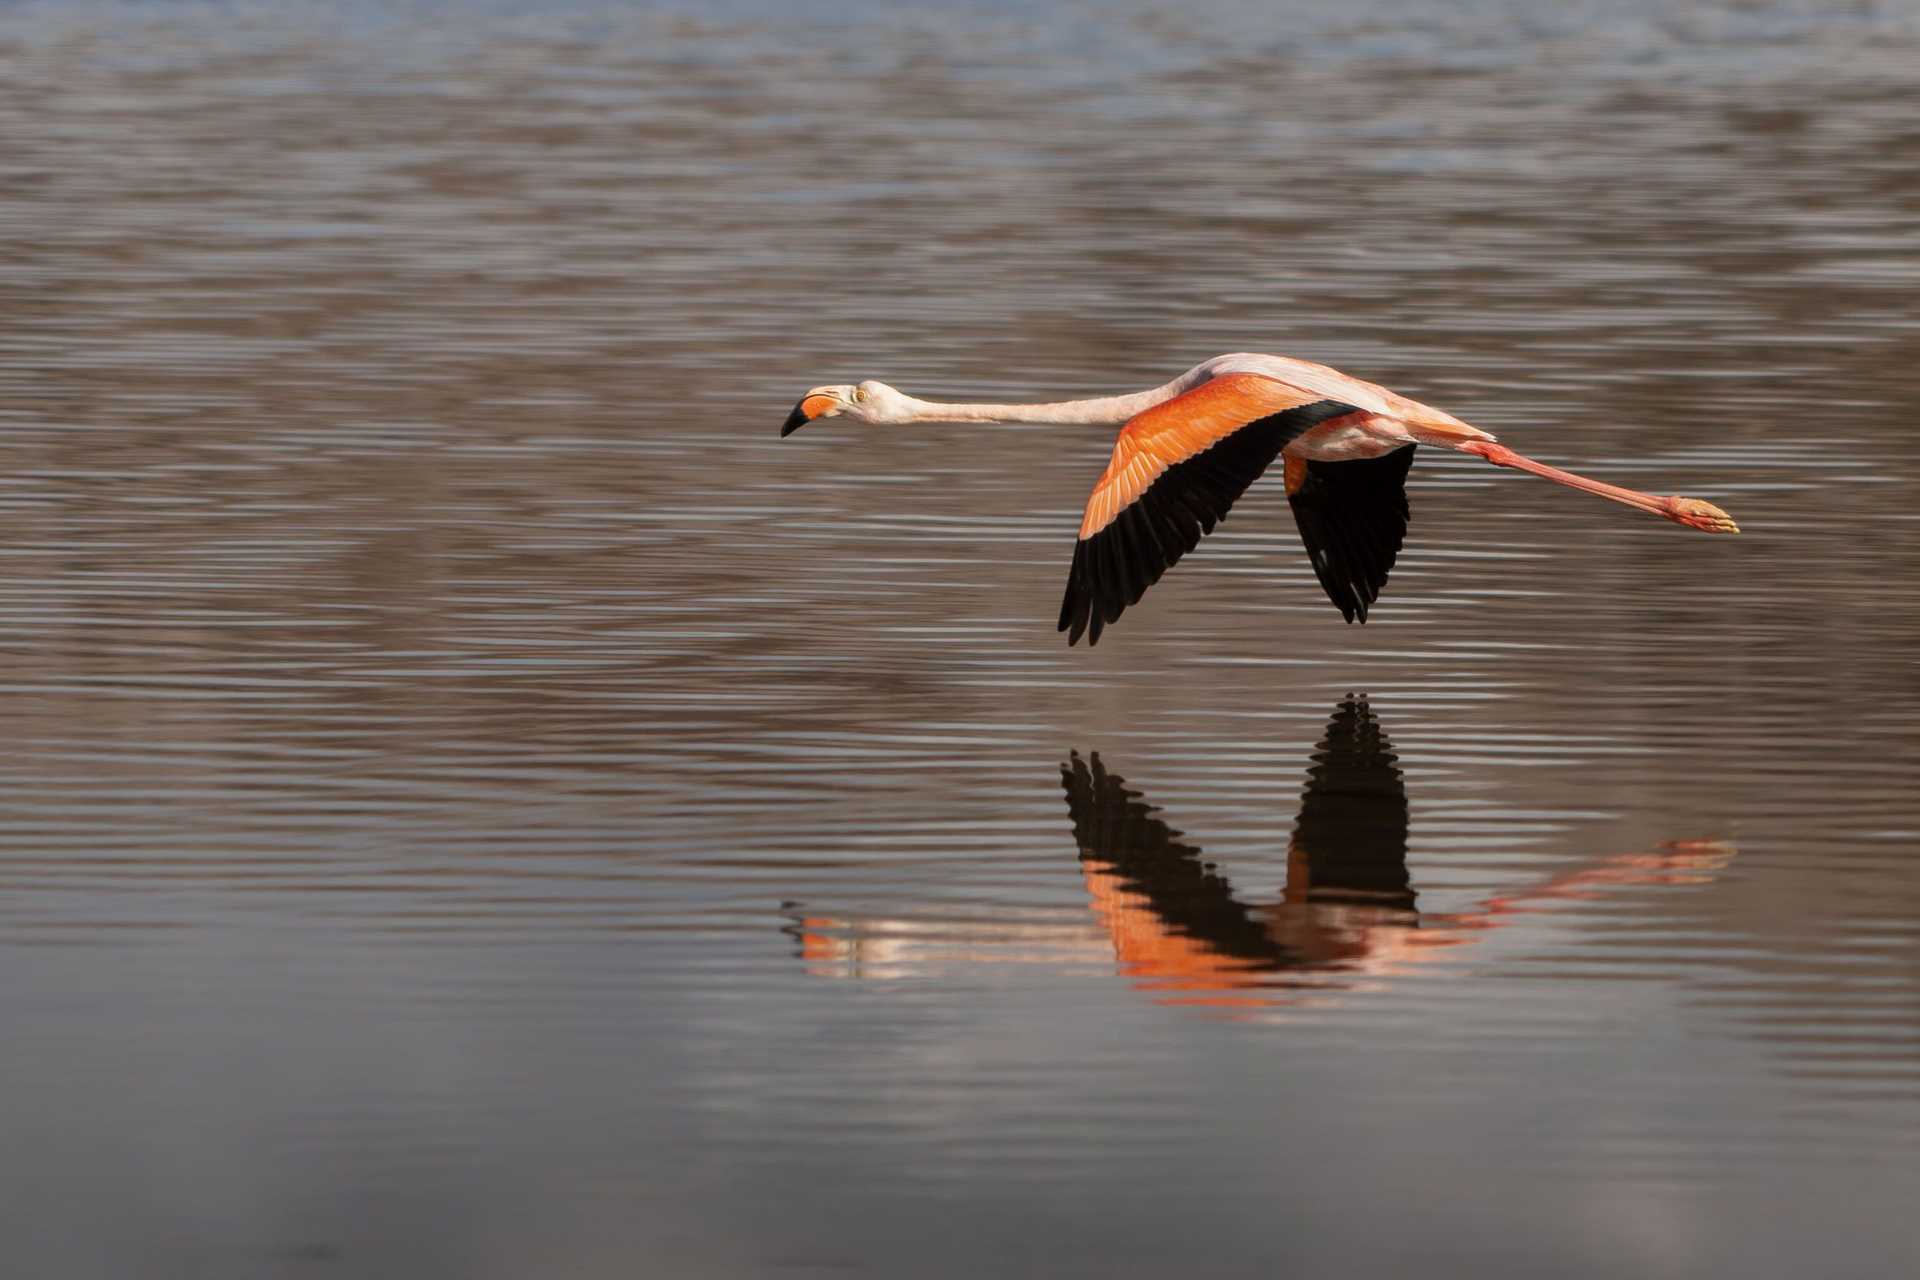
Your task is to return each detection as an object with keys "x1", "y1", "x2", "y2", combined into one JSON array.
[
  {"x1": 1061, "y1": 752, "x2": 1288, "y2": 967},
  {"x1": 1283, "y1": 695, "x2": 1412, "y2": 913},
  {"x1": 1064, "y1": 696, "x2": 1412, "y2": 985}
]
